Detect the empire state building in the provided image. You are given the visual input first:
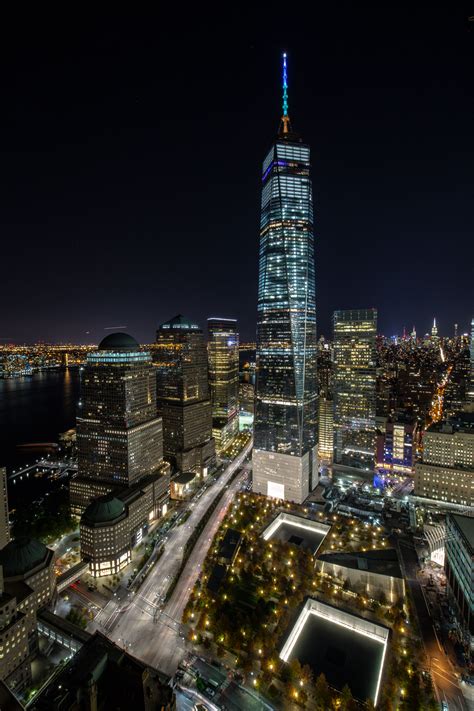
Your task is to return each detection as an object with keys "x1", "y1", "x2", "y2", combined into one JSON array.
[{"x1": 253, "y1": 54, "x2": 318, "y2": 504}]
